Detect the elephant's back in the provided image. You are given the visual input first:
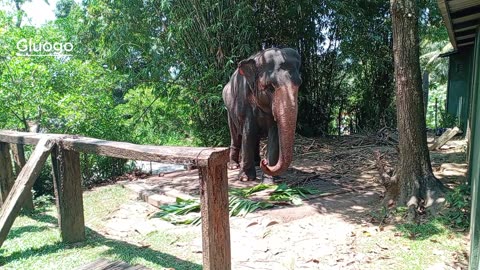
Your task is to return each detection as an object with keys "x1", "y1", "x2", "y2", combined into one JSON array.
[{"x1": 252, "y1": 48, "x2": 300, "y2": 63}]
